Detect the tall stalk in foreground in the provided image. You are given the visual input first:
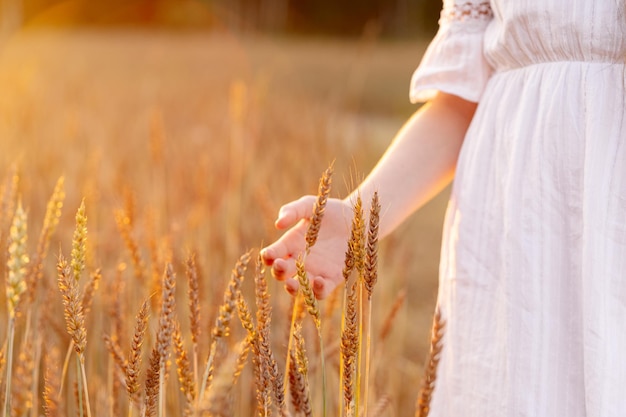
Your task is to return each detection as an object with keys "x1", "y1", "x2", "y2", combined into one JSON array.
[
  {"x1": 199, "y1": 251, "x2": 251, "y2": 403},
  {"x1": 285, "y1": 163, "x2": 333, "y2": 417},
  {"x1": 362, "y1": 192, "x2": 380, "y2": 417},
  {"x1": 157, "y1": 264, "x2": 176, "y2": 417},
  {"x1": 4, "y1": 201, "x2": 28, "y2": 417}
]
